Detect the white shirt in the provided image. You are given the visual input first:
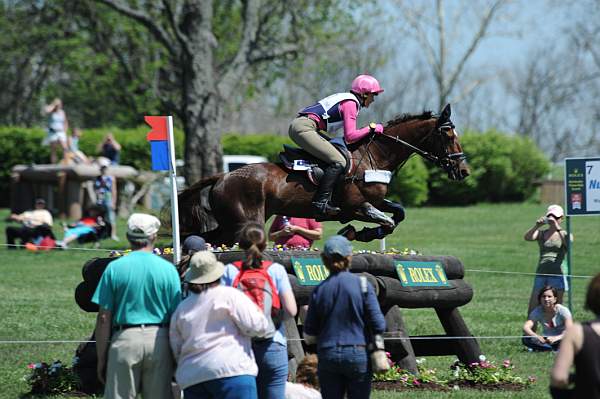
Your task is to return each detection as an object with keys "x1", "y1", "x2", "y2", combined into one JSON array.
[
  {"x1": 169, "y1": 285, "x2": 270, "y2": 389},
  {"x1": 285, "y1": 382, "x2": 322, "y2": 399},
  {"x1": 20, "y1": 209, "x2": 53, "y2": 227}
]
